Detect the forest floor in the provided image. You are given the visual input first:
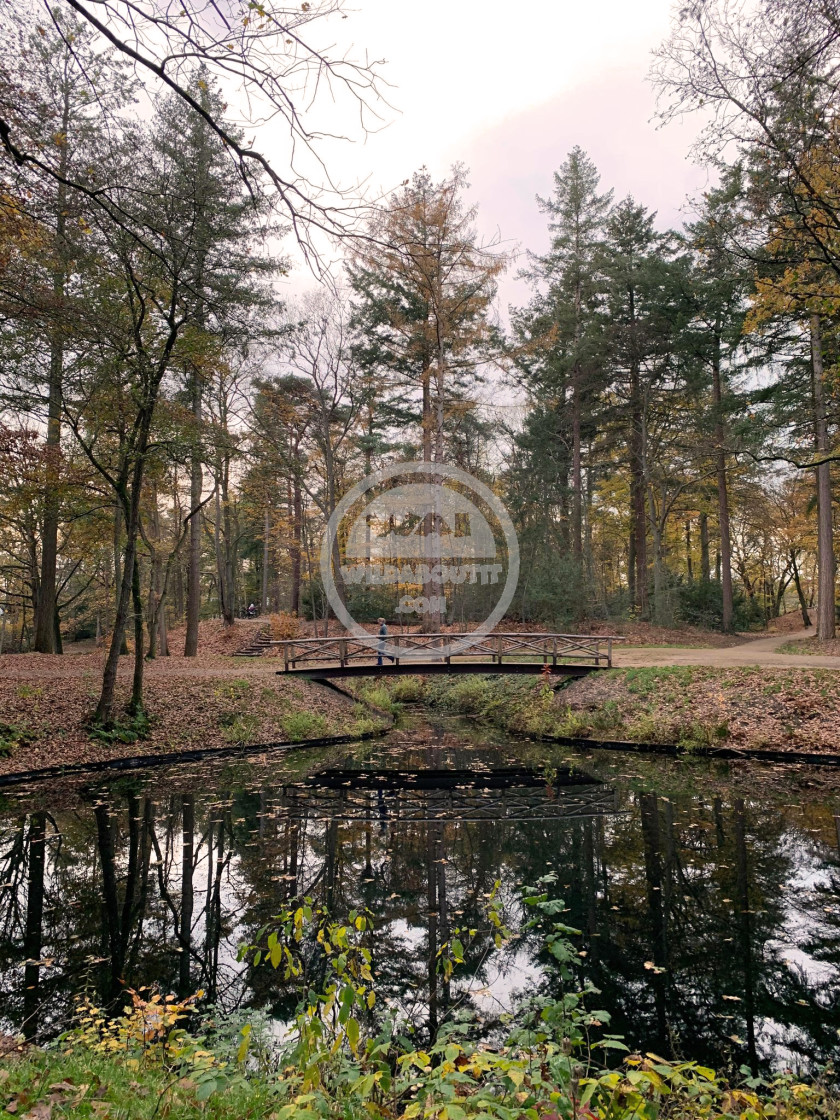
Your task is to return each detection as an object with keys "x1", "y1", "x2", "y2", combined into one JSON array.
[
  {"x1": 0, "y1": 637, "x2": 385, "y2": 778},
  {"x1": 557, "y1": 660, "x2": 840, "y2": 754}
]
